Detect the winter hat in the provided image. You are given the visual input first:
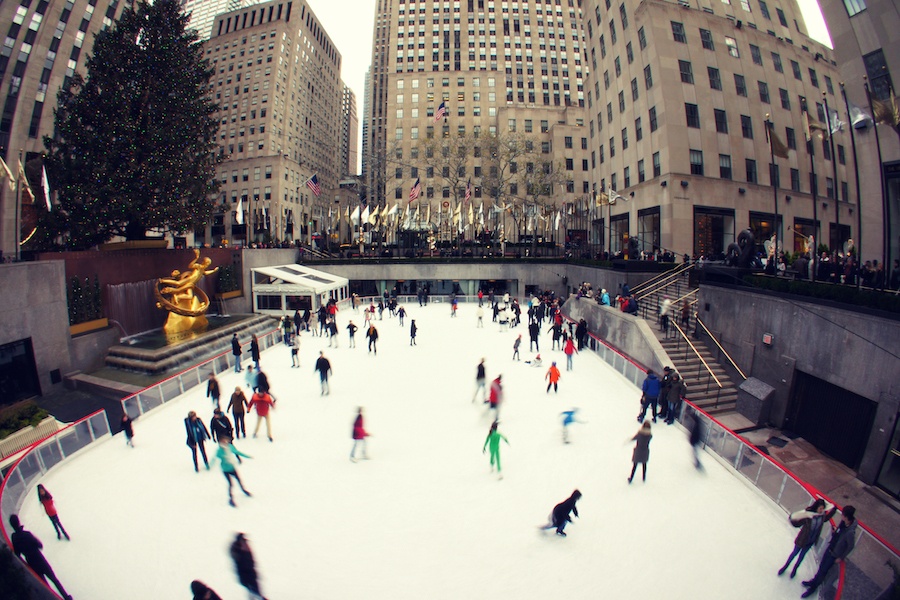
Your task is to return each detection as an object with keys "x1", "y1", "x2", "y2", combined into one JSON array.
[
  {"x1": 552, "y1": 361, "x2": 557, "y2": 366},
  {"x1": 664, "y1": 366, "x2": 672, "y2": 372}
]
